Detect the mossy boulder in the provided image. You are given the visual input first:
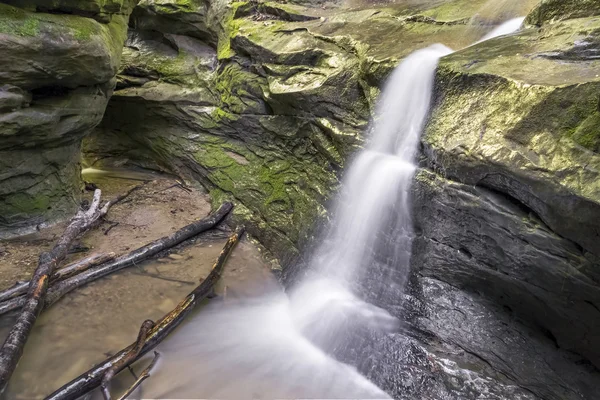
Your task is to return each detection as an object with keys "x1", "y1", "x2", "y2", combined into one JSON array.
[
  {"x1": 525, "y1": 0, "x2": 600, "y2": 25},
  {"x1": 0, "y1": 3, "x2": 128, "y2": 89},
  {"x1": 0, "y1": 1, "x2": 137, "y2": 238},
  {"x1": 424, "y1": 16, "x2": 600, "y2": 258}
]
